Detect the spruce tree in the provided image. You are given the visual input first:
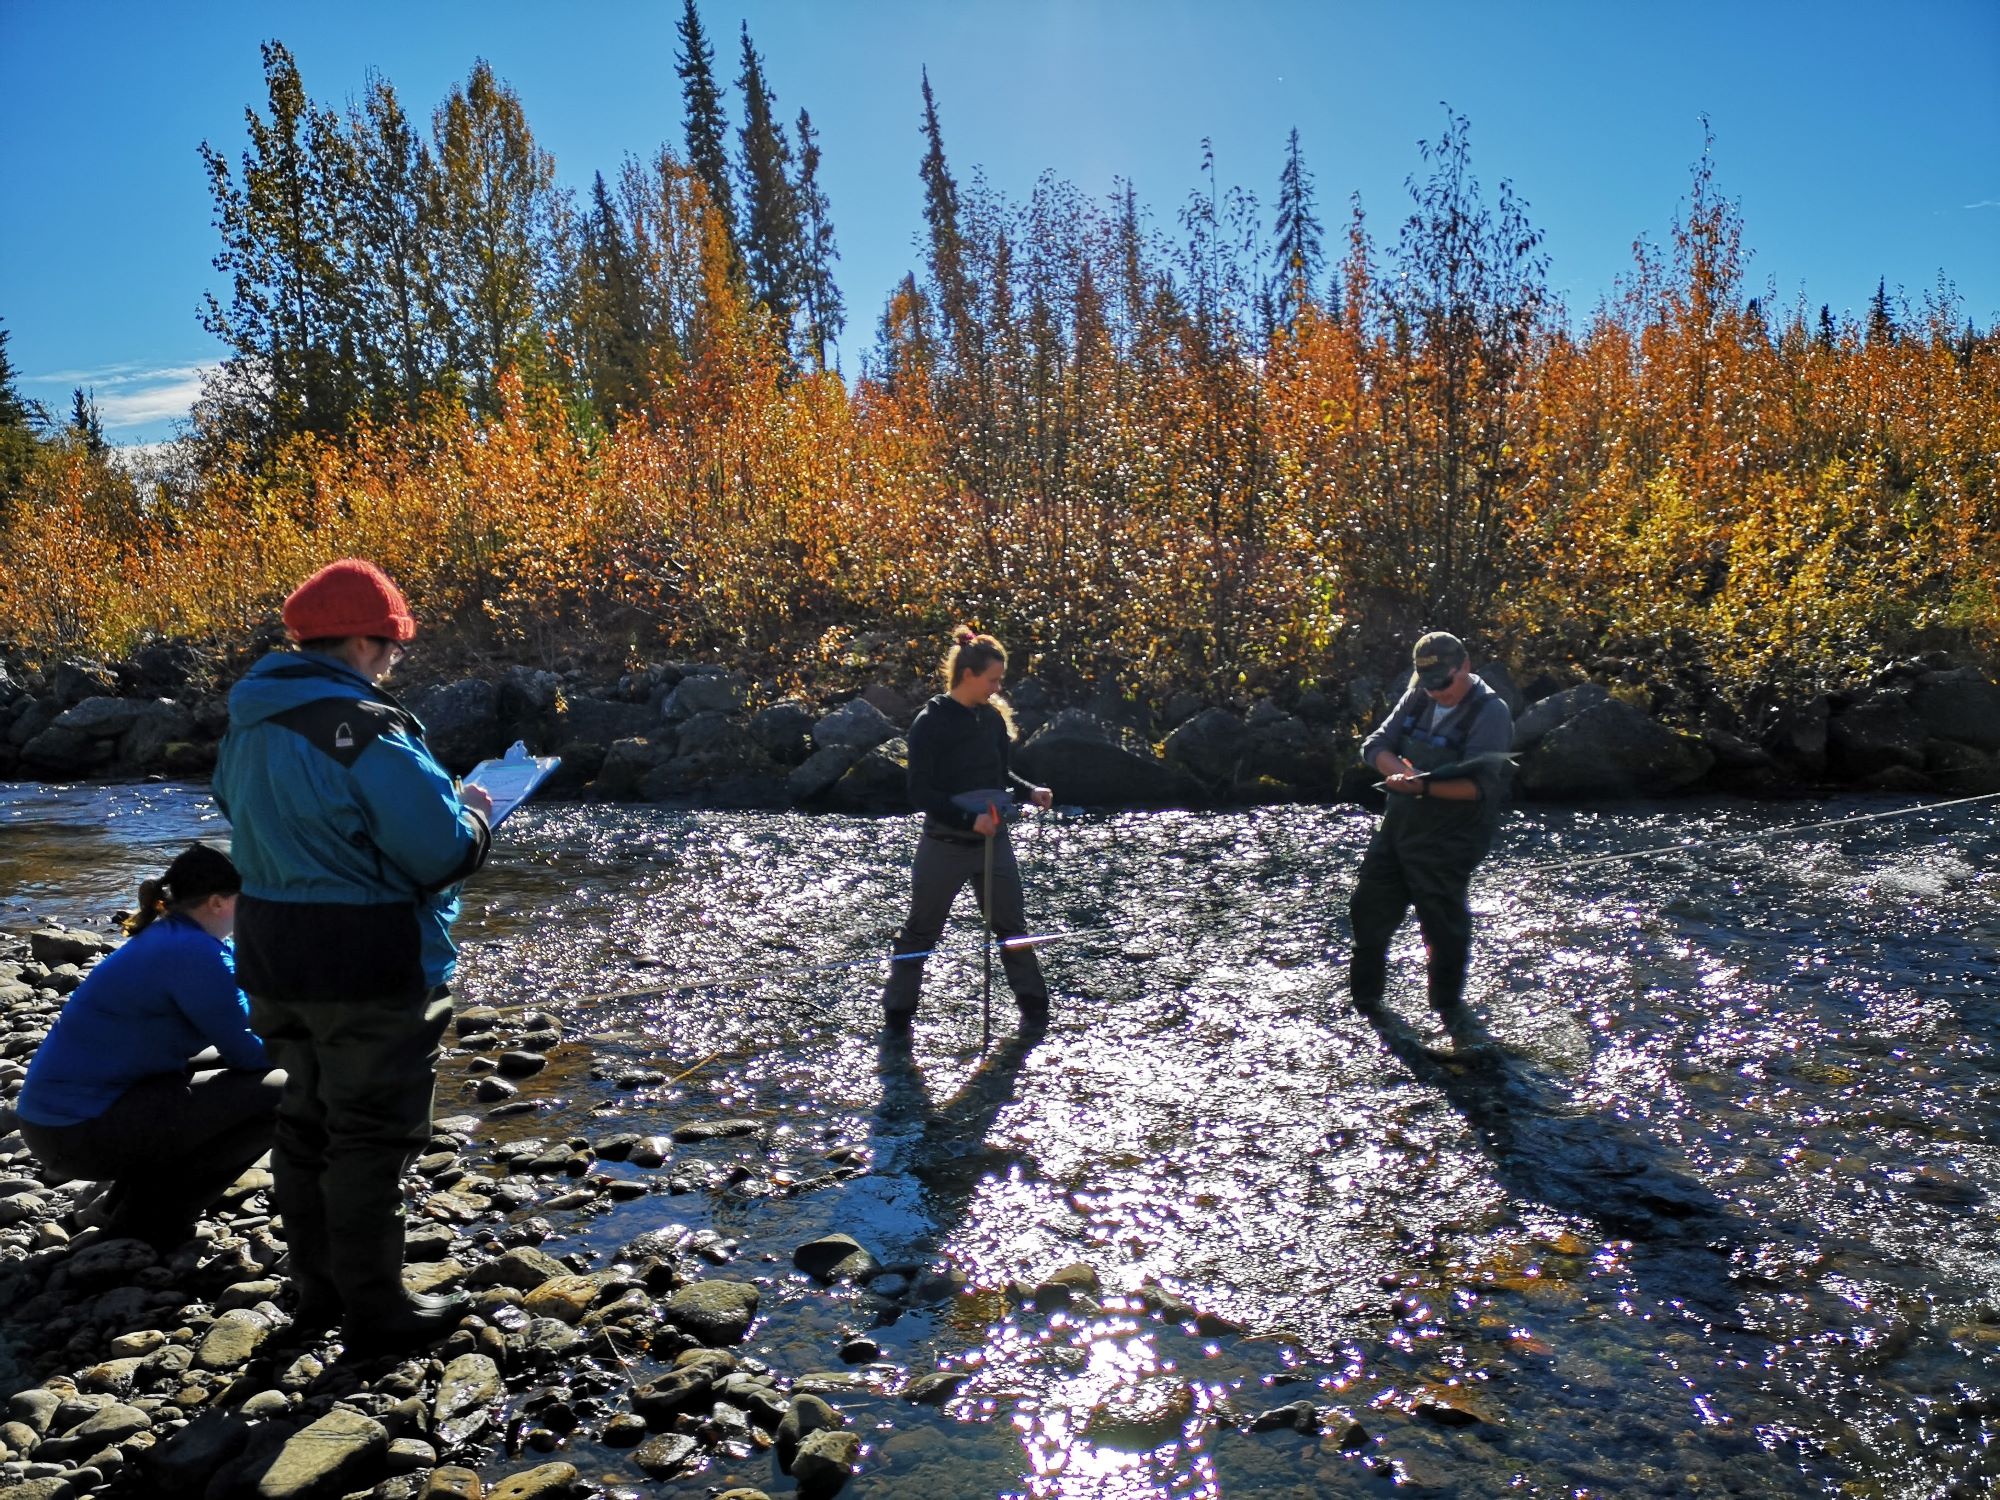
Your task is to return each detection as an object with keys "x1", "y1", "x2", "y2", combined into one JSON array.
[
  {"x1": 735, "y1": 24, "x2": 806, "y2": 353},
  {"x1": 0, "y1": 318, "x2": 46, "y2": 495},
  {"x1": 1866, "y1": 276, "x2": 1897, "y2": 346},
  {"x1": 69, "y1": 388, "x2": 108, "y2": 458},
  {"x1": 580, "y1": 170, "x2": 651, "y2": 419},
  {"x1": 793, "y1": 109, "x2": 844, "y2": 371},
  {"x1": 1270, "y1": 127, "x2": 1324, "y2": 332},
  {"x1": 918, "y1": 70, "x2": 977, "y2": 370},
  {"x1": 676, "y1": 0, "x2": 737, "y2": 250}
]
